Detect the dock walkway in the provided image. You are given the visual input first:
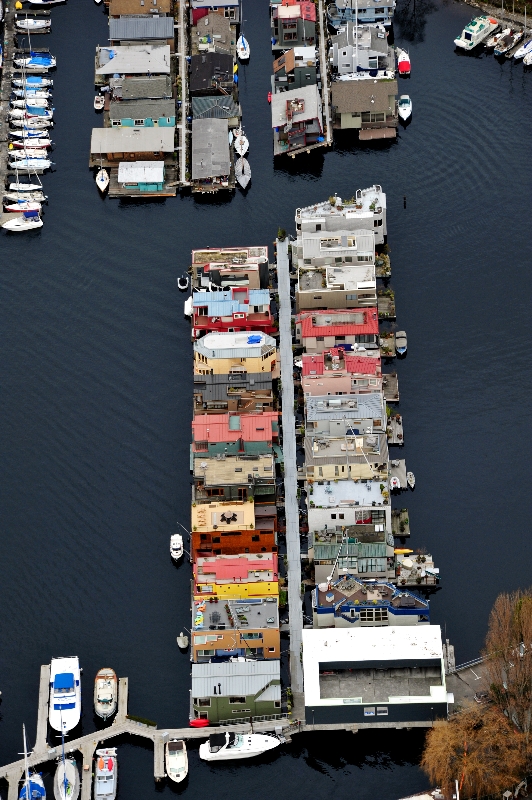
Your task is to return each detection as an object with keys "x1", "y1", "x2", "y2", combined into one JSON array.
[
  {"x1": 177, "y1": 0, "x2": 189, "y2": 186},
  {"x1": 276, "y1": 238, "x2": 304, "y2": 695},
  {"x1": 0, "y1": 2, "x2": 16, "y2": 198},
  {"x1": 0, "y1": 670, "x2": 291, "y2": 796},
  {"x1": 318, "y1": 0, "x2": 332, "y2": 147}
]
